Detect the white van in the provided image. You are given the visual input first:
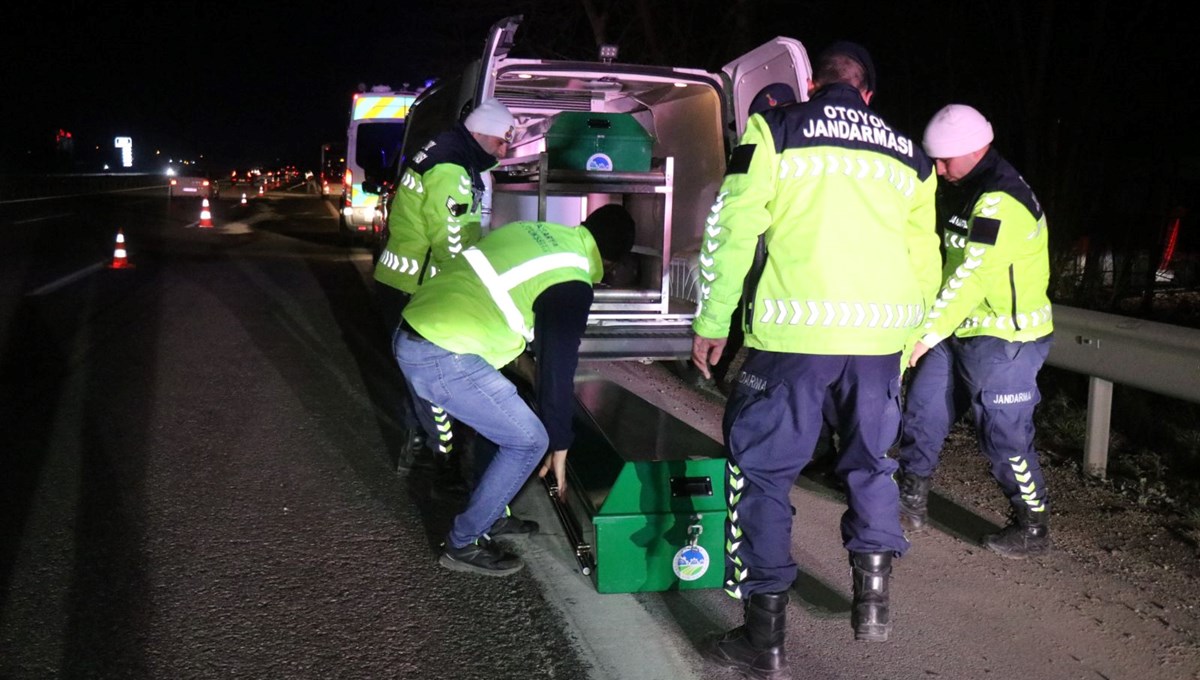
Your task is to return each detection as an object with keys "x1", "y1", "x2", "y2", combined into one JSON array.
[
  {"x1": 341, "y1": 85, "x2": 421, "y2": 246},
  {"x1": 399, "y1": 16, "x2": 812, "y2": 361}
]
